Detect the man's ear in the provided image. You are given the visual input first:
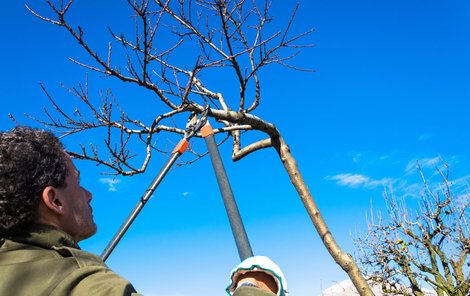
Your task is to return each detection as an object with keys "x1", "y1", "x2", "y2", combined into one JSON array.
[{"x1": 40, "y1": 186, "x2": 65, "y2": 215}]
